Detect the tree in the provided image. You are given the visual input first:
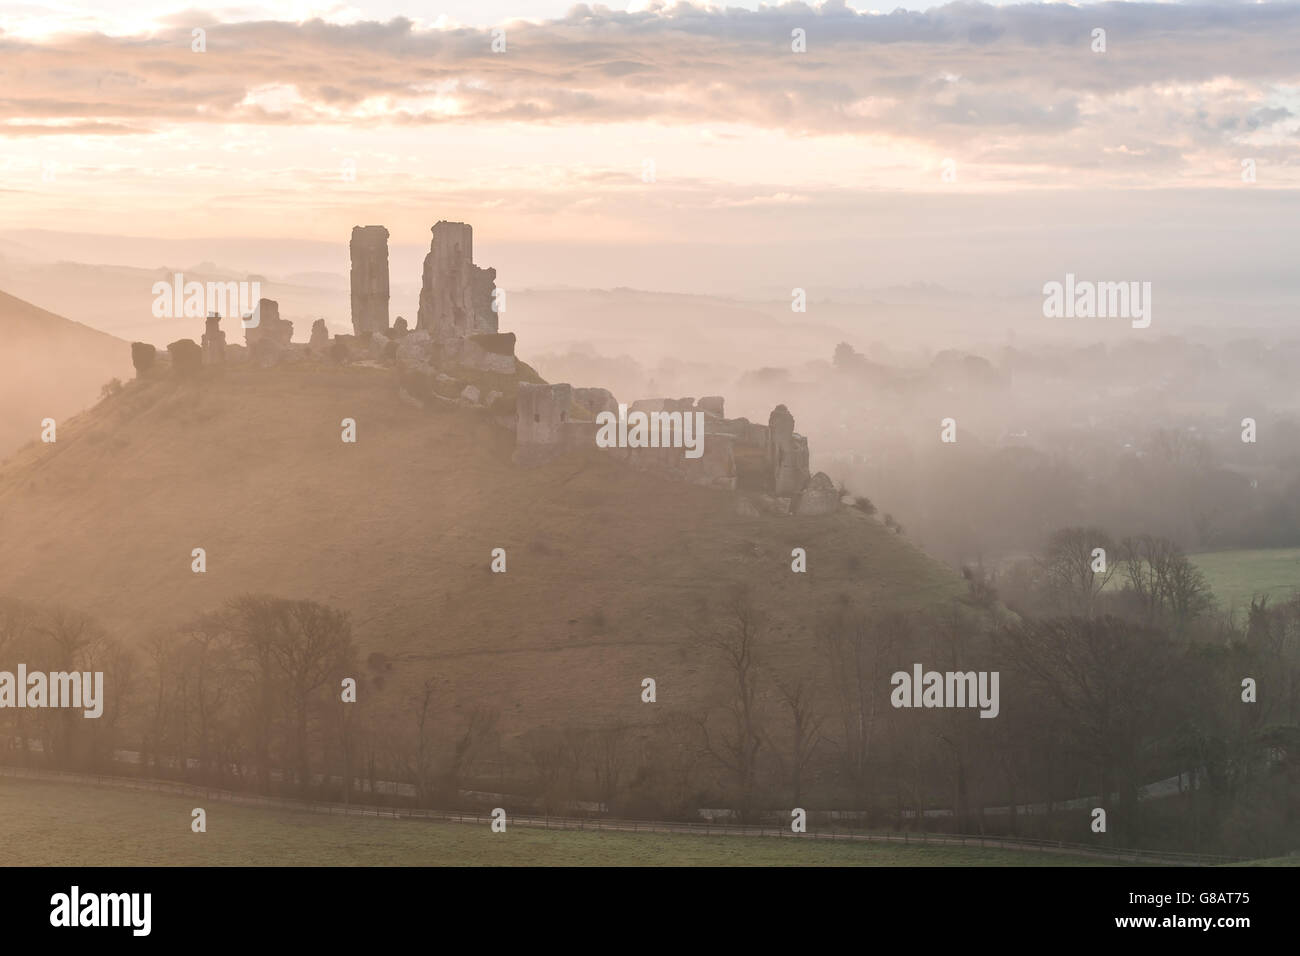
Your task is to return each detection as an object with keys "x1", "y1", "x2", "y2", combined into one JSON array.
[
  {"x1": 697, "y1": 588, "x2": 767, "y2": 820},
  {"x1": 271, "y1": 600, "x2": 354, "y2": 794},
  {"x1": 226, "y1": 595, "x2": 282, "y2": 793},
  {"x1": 590, "y1": 723, "x2": 632, "y2": 814},
  {"x1": 1118, "y1": 535, "x2": 1214, "y2": 635},
  {"x1": 1000, "y1": 615, "x2": 1178, "y2": 842},
  {"x1": 0, "y1": 598, "x2": 37, "y2": 763},
  {"x1": 770, "y1": 677, "x2": 824, "y2": 806},
  {"x1": 1039, "y1": 526, "x2": 1115, "y2": 617},
  {"x1": 400, "y1": 677, "x2": 439, "y2": 806},
  {"x1": 35, "y1": 605, "x2": 107, "y2": 767},
  {"x1": 444, "y1": 705, "x2": 500, "y2": 802},
  {"x1": 818, "y1": 607, "x2": 908, "y2": 812}
]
